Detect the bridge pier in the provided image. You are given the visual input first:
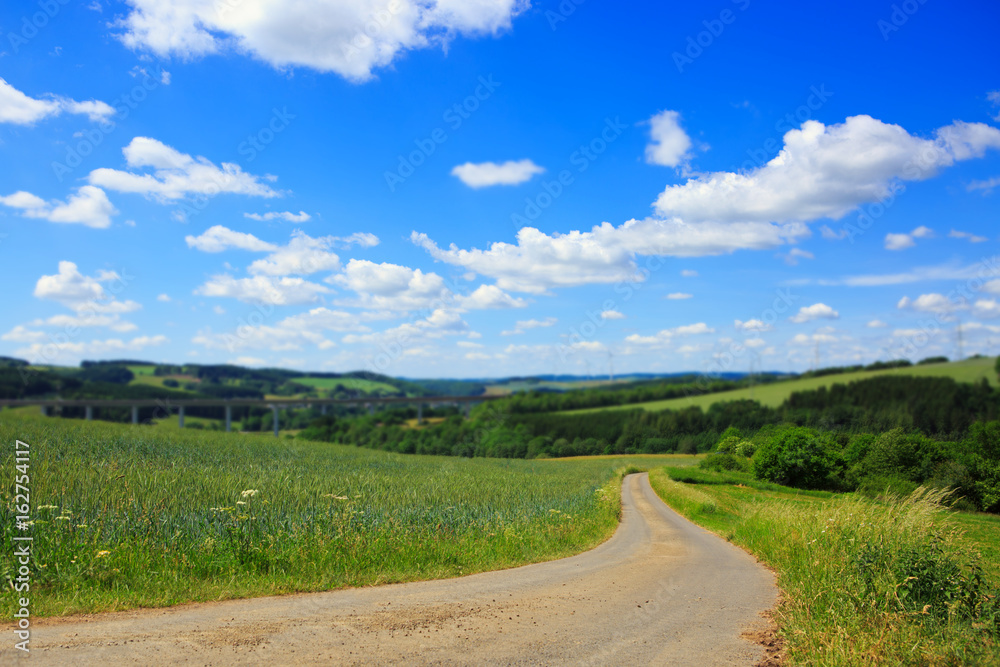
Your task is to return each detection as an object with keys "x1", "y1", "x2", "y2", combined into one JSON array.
[
  {"x1": 40, "y1": 405, "x2": 48, "y2": 417},
  {"x1": 464, "y1": 402, "x2": 471, "y2": 419},
  {"x1": 178, "y1": 406, "x2": 185, "y2": 429},
  {"x1": 132, "y1": 406, "x2": 139, "y2": 424},
  {"x1": 85, "y1": 406, "x2": 93, "y2": 421},
  {"x1": 272, "y1": 406, "x2": 280, "y2": 437},
  {"x1": 320, "y1": 404, "x2": 327, "y2": 416},
  {"x1": 225, "y1": 404, "x2": 232, "y2": 432},
  {"x1": 417, "y1": 403, "x2": 424, "y2": 425}
]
